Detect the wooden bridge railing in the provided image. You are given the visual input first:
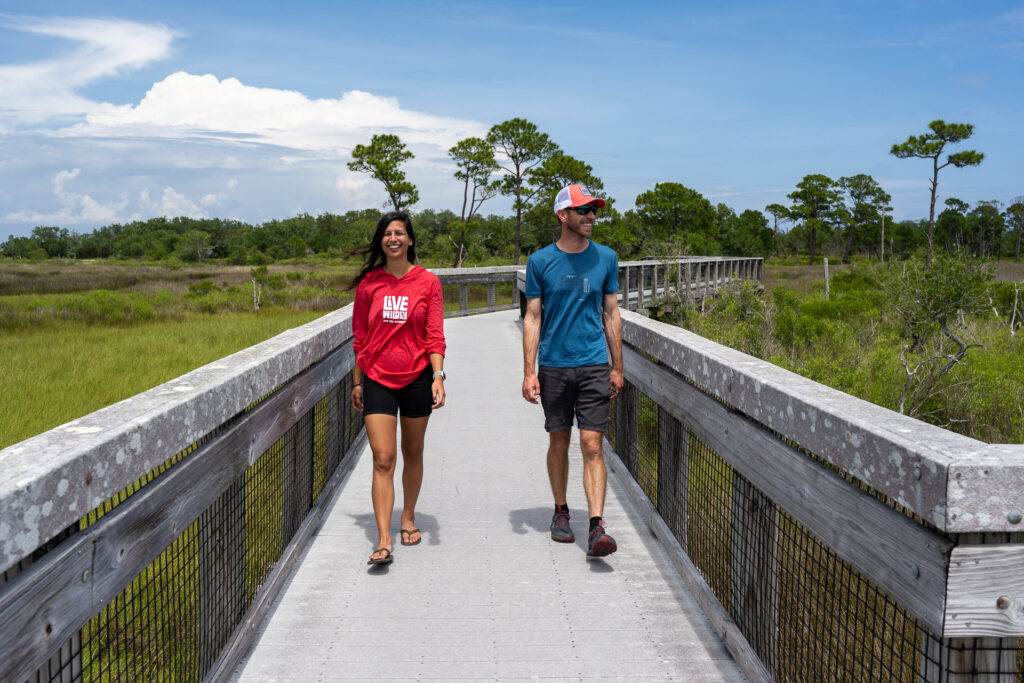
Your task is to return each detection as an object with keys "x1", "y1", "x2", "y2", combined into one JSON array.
[
  {"x1": 516, "y1": 256, "x2": 765, "y2": 316},
  {"x1": 601, "y1": 300, "x2": 1024, "y2": 682}
]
